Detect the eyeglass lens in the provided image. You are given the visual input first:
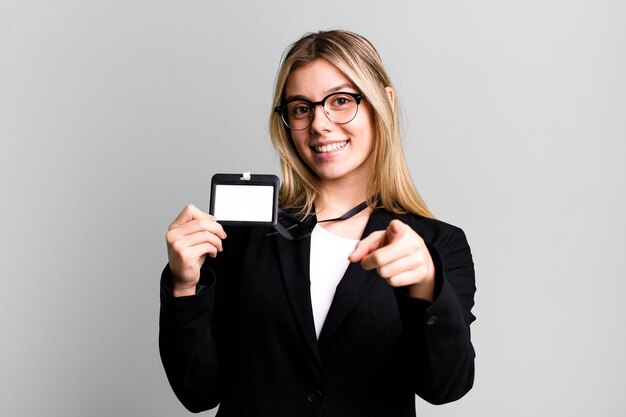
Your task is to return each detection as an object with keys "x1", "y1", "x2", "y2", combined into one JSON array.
[{"x1": 282, "y1": 92, "x2": 359, "y2": 130}]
